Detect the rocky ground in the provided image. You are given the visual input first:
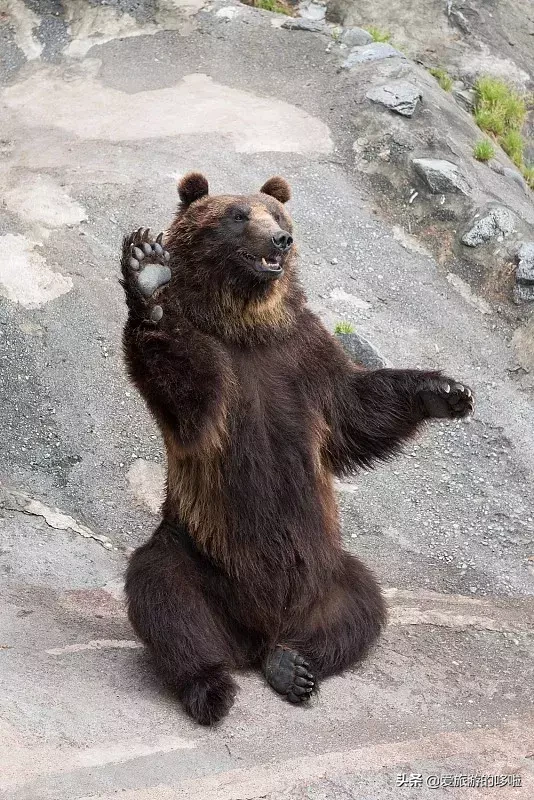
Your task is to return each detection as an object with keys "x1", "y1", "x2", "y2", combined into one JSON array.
[
  {"x1": 299, "y1": 0, "x2": 534, "y2": 321},
  {"x1": 1, "y1": 1, "x2": 533, "y2": 799},
  {"x1": 325, "y1": 0, "x2": 534, "y2": 89}
]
